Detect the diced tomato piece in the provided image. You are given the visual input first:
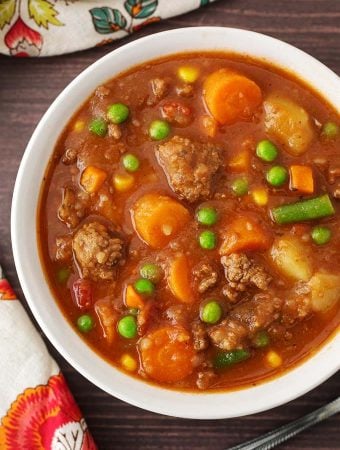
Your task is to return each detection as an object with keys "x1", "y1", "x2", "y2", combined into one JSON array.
[
  {"x1": 160, "y1": 101, "x2": 192, "y2": 126},
  {"x1": 72, "y1": 278, "x2": 93, "y2": 310}
]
